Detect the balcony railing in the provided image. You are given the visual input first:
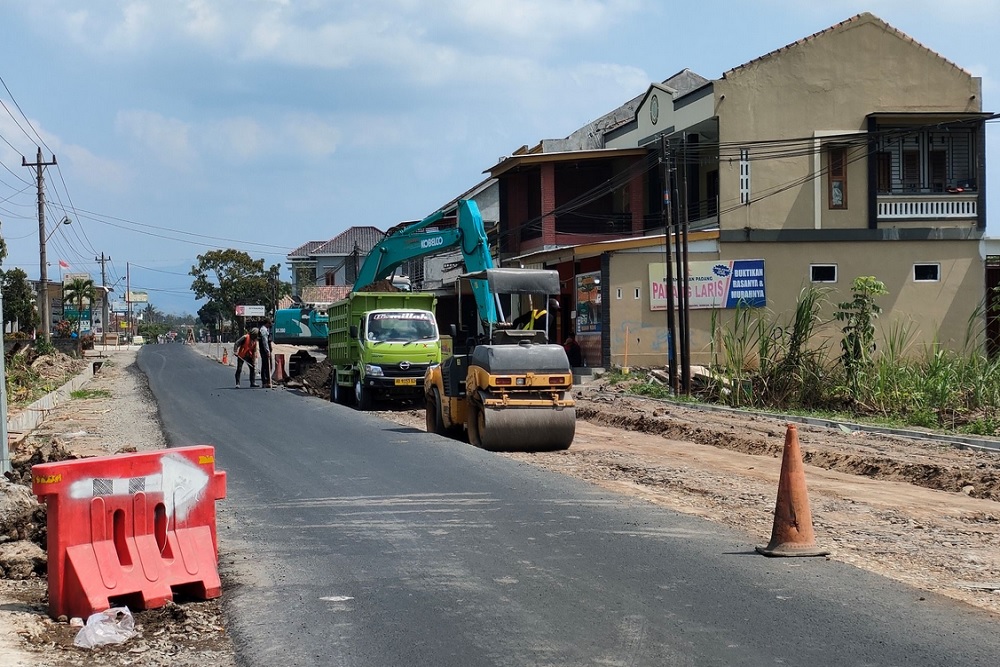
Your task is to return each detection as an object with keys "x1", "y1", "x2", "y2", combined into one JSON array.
[{"x1": 877, "y1": 194, "x2": 978, "y2": 220}]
